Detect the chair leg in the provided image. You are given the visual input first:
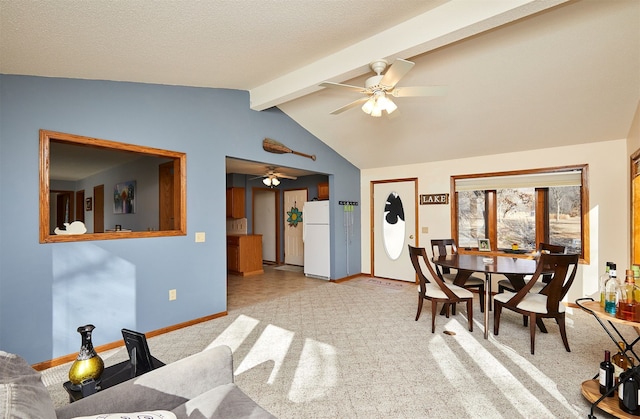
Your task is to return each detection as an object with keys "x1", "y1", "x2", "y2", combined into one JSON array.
[
  {"x1": 523, "y1": 315, "x2": 528, "y2": 327},
  {"x1": 445, "y1": 303, "x2": 451, "y2": 318},
  {"x1": 415, "y1": 296, "x2": 424, "y2": 321},
  {"x1": 431, "y1": 302, "x2": 437, "y2": 333},
  {"x1": 529, "y1": 313, "x2": 537, "y2": 355},
  {"x1": 479, "y1": 286, "x2": 485, "y2": 313},
  {"x1": 557, "y1": 314, "x2": 571, "y2": 352},
  {"x1": 467, "y1": 299, "x2": 473, "y2": 332},
  {"x1": 493, "y1": 301, "x2": 502, "y2": 335},
  {"x1": 537, "y1": 318, "x2": 548, "y2": 334},
  {"x1": 451, "y1": 301, "x2": 457, "y2": 315}
]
